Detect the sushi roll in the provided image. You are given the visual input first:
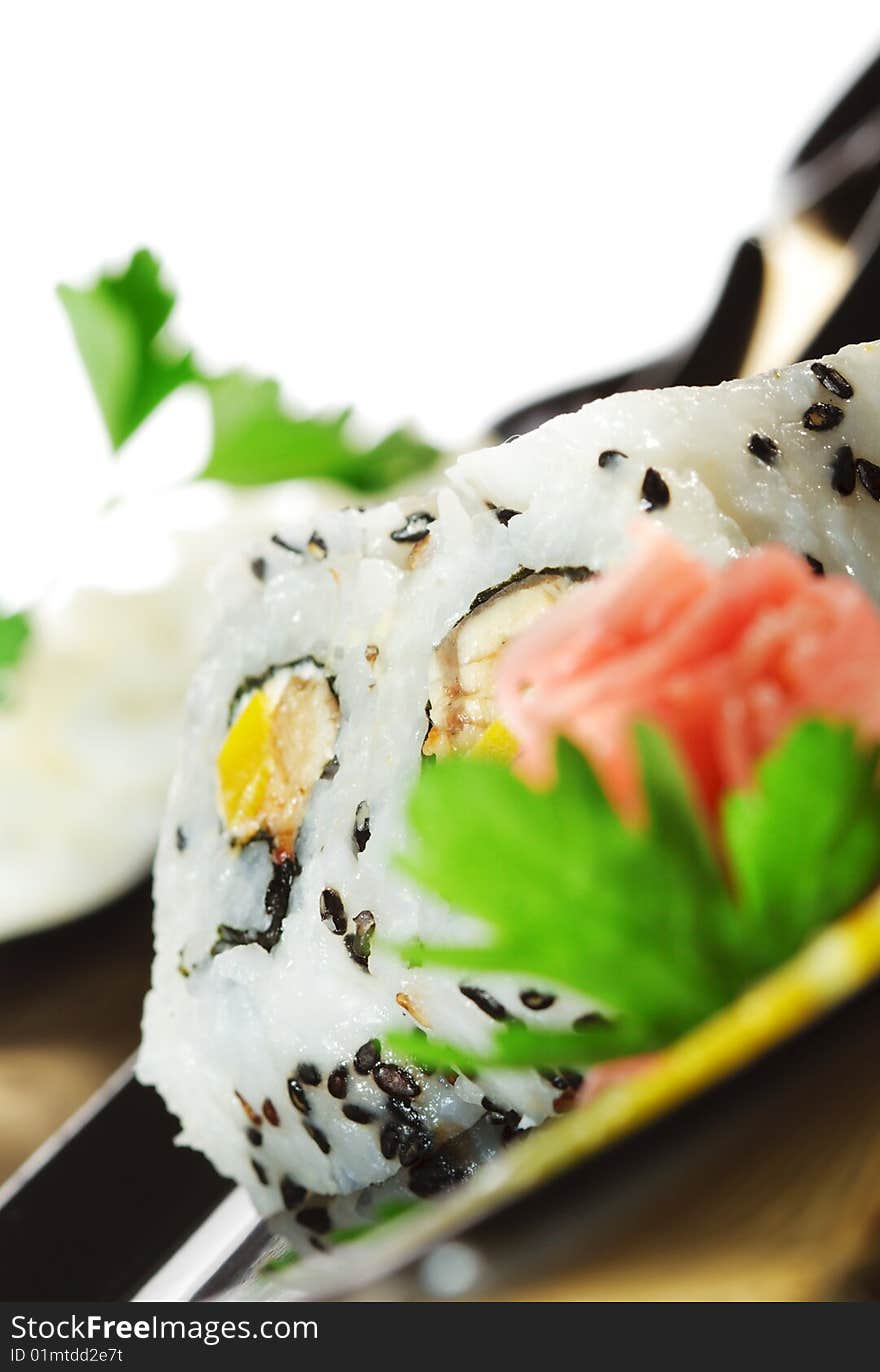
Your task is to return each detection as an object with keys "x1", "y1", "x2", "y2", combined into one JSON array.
[
  {"x1": 140, "y1": 341, "x2": 880, "y2": 1217},
  {"x1": 139, "y1": 501, "x2": 493, "y2": 1209},
  {"x1": 450, "y1": 341, "x2": 880, "y2": 594}
]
